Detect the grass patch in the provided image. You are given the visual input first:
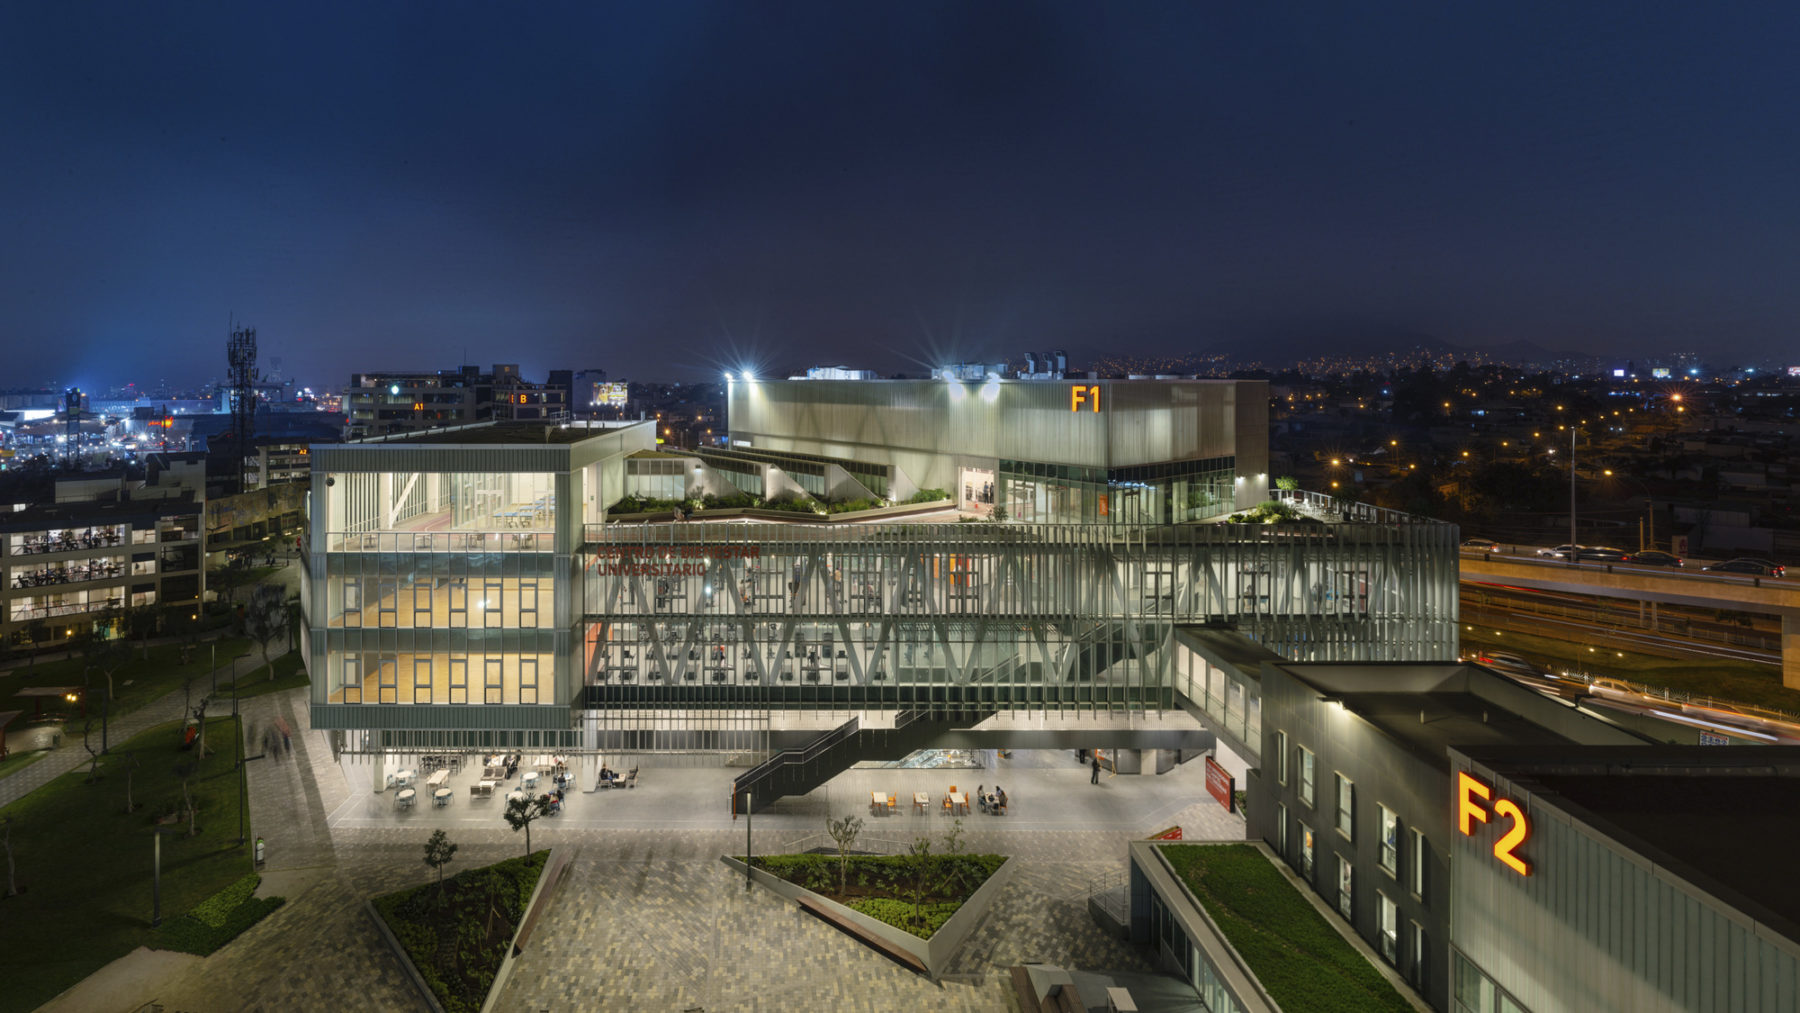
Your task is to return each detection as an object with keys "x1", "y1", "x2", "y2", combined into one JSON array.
[
  {"x1": 0, "y1": 716, "x2": 252, "y2": 1012},
  {"x1": 749, "y1": 852, "x2": 1004, "y2": 939},
  {"x1": 1161, "y1": 844, "x2": 1412, "y2": 1013},
  {"x1": 4, "y1": 636, "x2": 254, "y2": 723},
  {"x1": 151, "y1": 872, "x2": 285, "y2": 955},
  {"x1": 1459, "y1": 627, "x2": 1800, "y2": 714},
  {"x1": 372, "y1": 851, "x2": 548, "y2": 1013},
  {"x1": 217, "y1": 652, "x2": 308, "y2": 700}
]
